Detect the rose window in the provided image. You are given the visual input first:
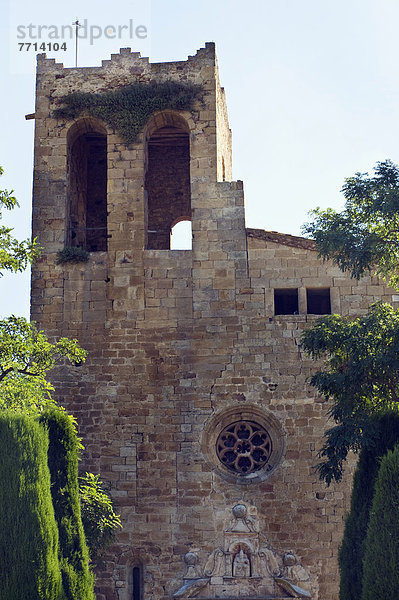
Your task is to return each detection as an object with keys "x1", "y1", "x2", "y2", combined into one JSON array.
[{"x1": 216, "y1": 420, "x2": 272, "y2": 475}]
